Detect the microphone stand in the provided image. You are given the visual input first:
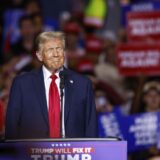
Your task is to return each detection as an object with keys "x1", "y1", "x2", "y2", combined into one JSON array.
[{"x1": 59, "y1": 72, "x2": 65, "y2": 138}]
